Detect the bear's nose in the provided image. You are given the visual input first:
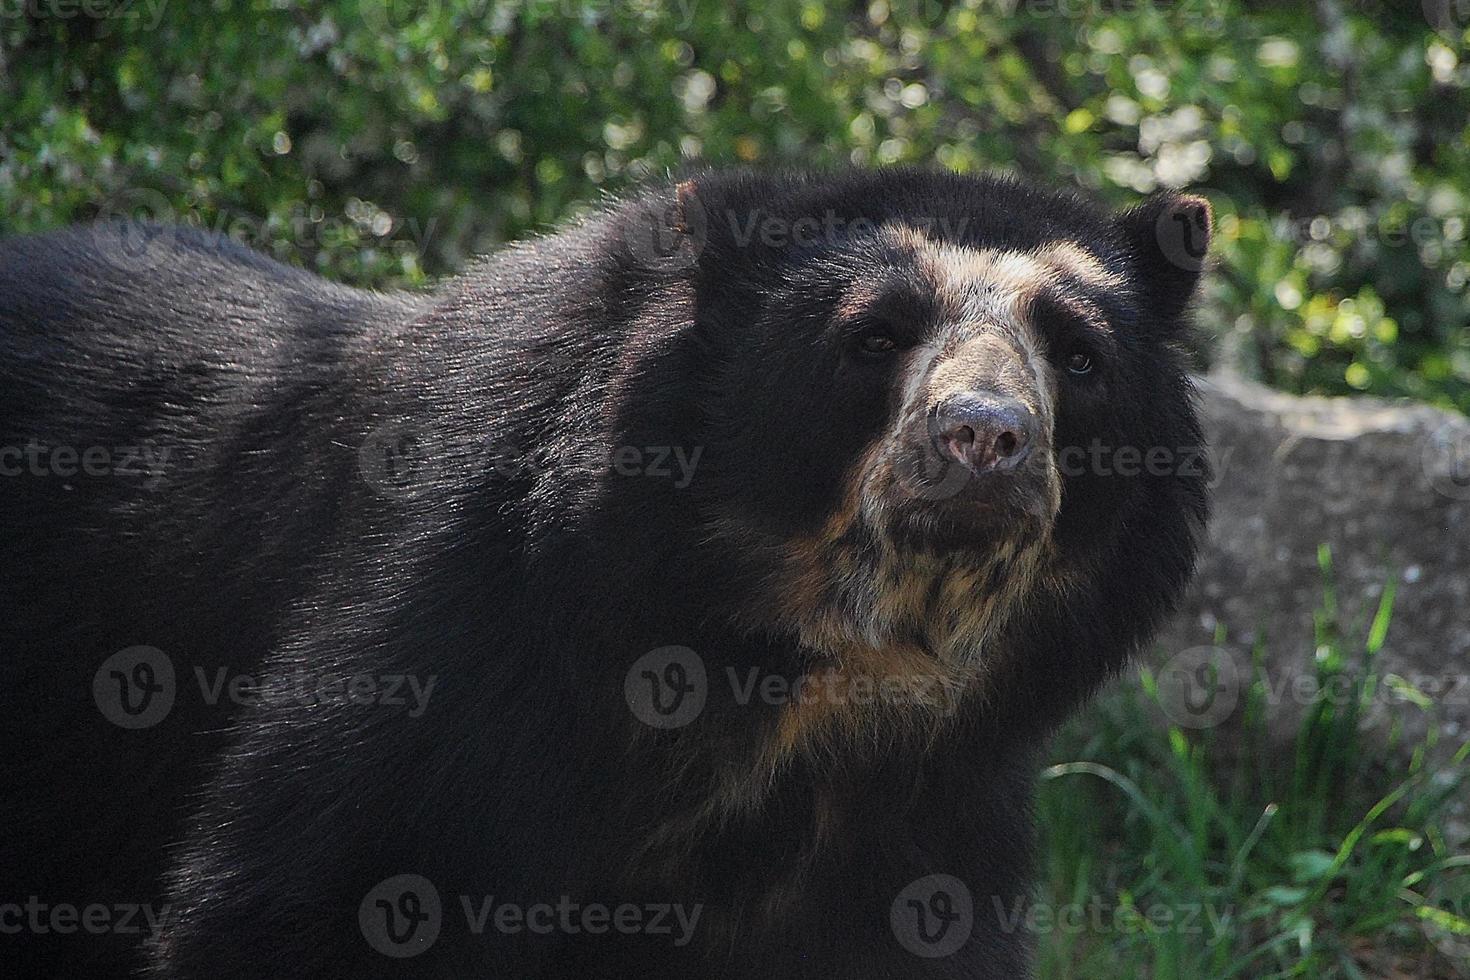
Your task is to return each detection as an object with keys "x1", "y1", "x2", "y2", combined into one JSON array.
[{"x1": 934, "y1": 394, "x2": 1035, "y2": 474}]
